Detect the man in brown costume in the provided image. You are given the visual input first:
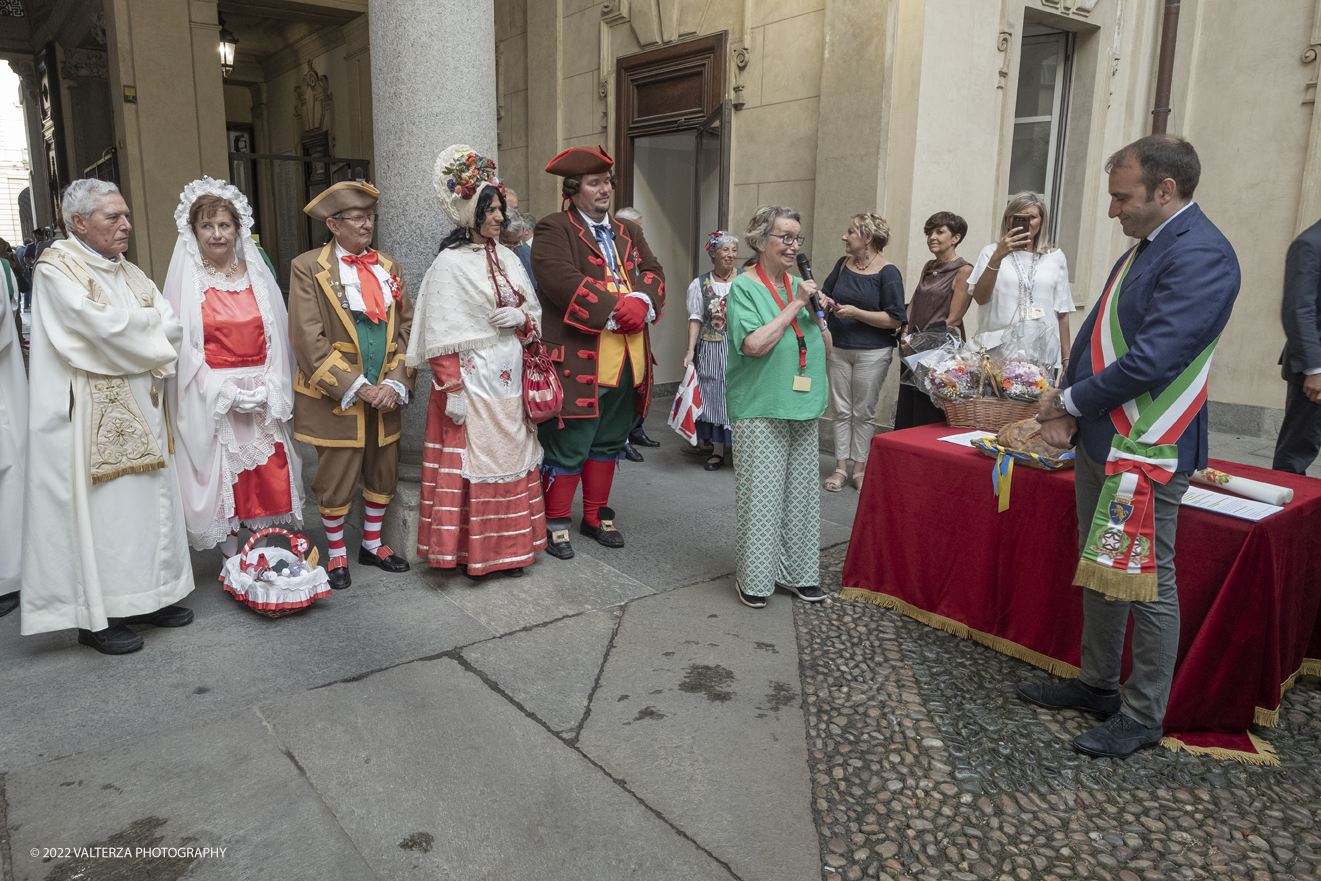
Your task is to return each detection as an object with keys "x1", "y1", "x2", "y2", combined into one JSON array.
[
  {"x1": 289, "y1": 181, "x2": 416, "y2": 589},
  {"x1": 531, "y1": 146, "x2": 665, "y2": 559}
]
